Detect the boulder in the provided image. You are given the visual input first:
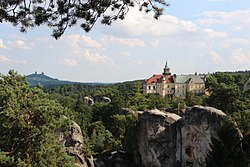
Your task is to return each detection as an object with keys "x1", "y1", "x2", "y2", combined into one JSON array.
[
  {"x1": 135, "y1": 106, "x2": 226, "y2": 167},
  {"x1": 102, "y1": 96, "x2": 111, "y2": 103},
  {"x1": 84, "y1": 96, "x2": 94, "y2": 106},
  {"x1": 56, "y1": 121, "x2": 95, "y2": 167}
]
